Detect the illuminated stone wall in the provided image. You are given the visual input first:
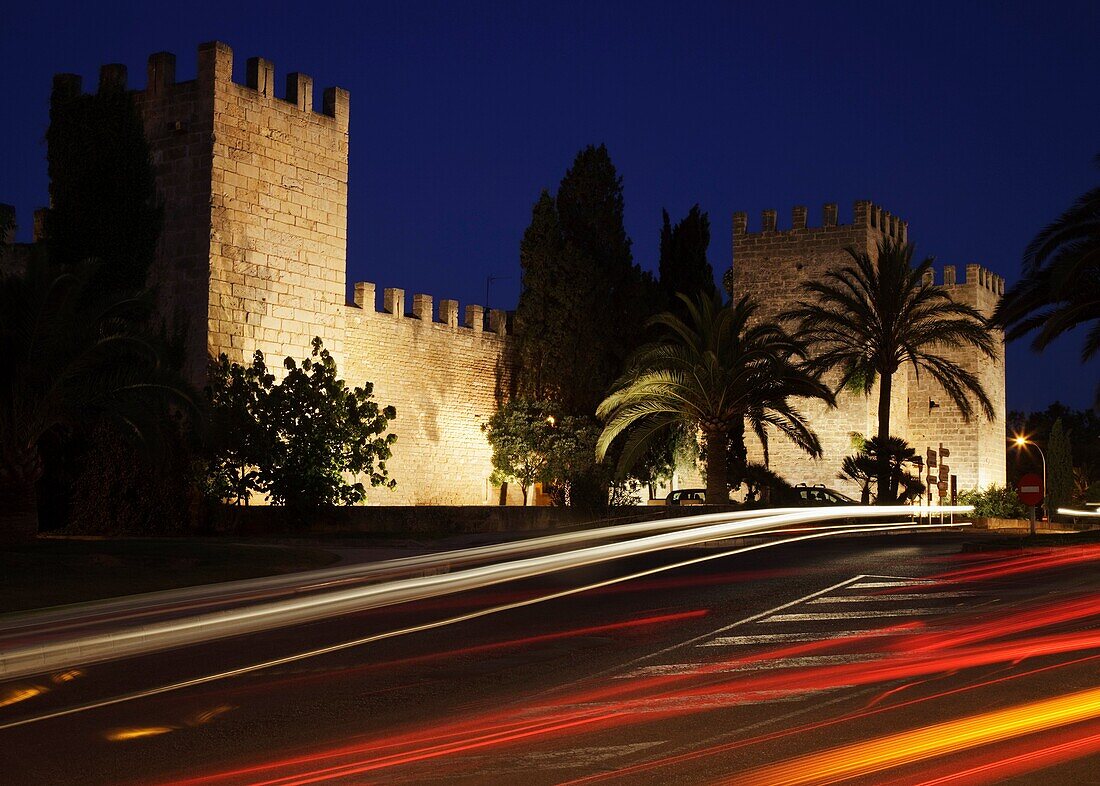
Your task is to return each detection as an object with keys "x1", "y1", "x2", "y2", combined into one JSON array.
[{"x1": 343, "y1": 285, "x2": 518, "y2": 505}]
